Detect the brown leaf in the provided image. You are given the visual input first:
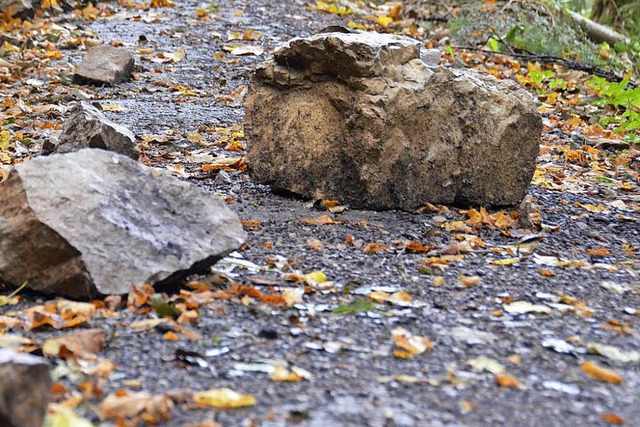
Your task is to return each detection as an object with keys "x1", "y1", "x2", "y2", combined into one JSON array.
[
  {"x1": 581, "y1": 361, "x2": 623, "y2": 384},
  {"x1": 99, "y1": 391, "x2": 174, "y2": 421},
  {"x1": 297, "y1": 214, "x2": 339, "y2": 225},
  {"x1": 363, "y1": 243, "x2": 388, "y2": 254},
  {"x1": 42, "y1": 329, "x2": 106, "y2": 360},
  {"x1": 241, "y1": 219, "x2": 261, "y2": 228}
]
